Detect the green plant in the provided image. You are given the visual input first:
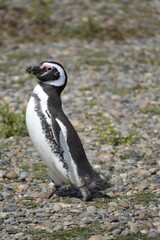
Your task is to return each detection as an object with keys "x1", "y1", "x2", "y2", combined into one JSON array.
[
  {"x1": 0, "y1": 103, "x2": 27, "y2": 138},
  {"x1": 96, "y1": 115, "x2": 136, "y2": 146},
  {"x1": 32, "y1": 163, "x2": 48, "y2": 180},
  {"x1": 130, "y1": 192, "x2": 159, "y2": 205},
  {"x1": 23, "y1": 201, "x2": 40, "y2": 208}
]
